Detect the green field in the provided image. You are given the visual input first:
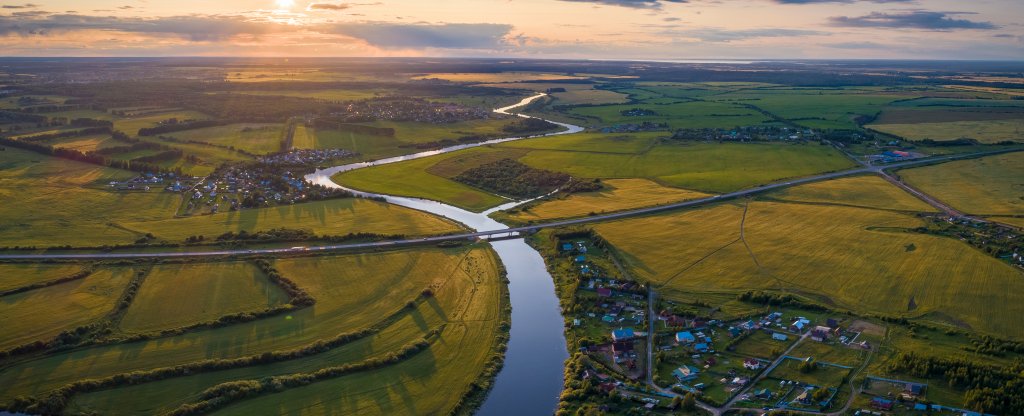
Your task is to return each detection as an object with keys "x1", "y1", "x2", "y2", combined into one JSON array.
[
  {"x1": 0, "y1": 246, "x2": 502, "y2": 413},
  {"x1": 336, "y1": 132, "x2": 855, "y2": 211},
  {"x1": 112, "y1": 110, "x2": 211, "y2": 136},
  {"x1": 0, "y1": 146, "x2": 461, "y2": 246},
  {"x1": 900, "y1": 152, "x2": 1024, "y2": 216},
  {"x1": 768, "y1": 175, "x2": 937, "y2": 212},
  {"x1": 119, "y1": 261, "x2": 290, "y2": 333},
  {"x1": 0, "y1": 267, "x2": 134, "y2": 349},
  {"x1": 568, "y1": 100, "x2": 770, "y2": 128},
  {"x1": 167, "y1": 123, "x2": 285, "y2": 155},
  {"x1": 497, "y1": 178, "x2": 711, "y2": 224},
  {"x1": 709, "y1": 90, "x2": 902, "y2": 130},
  {"x1": 311, "y1": 118, "x2": 531, "y2": 161},
  {"x1": 595, "y1": 197, "x2": 1024, "y2": 338},
  {"x1": 768, "y1": 357, "x2": 850, "y2": 388},
  {"x1": 0, "y1": 263, "x2": 85, "y2": 292},
  {"x1": 869, "y1": 120, "x2": 1024, "y2": 143}
]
